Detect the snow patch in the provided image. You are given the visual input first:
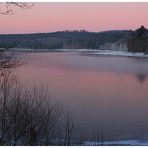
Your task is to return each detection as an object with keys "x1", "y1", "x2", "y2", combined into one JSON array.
[
  {"x1": 84, "y1": 140, "x2": 148, "y2": 146},
  {"x1": 86, "y1": 50, "x2": 148, "y2": 58}
]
